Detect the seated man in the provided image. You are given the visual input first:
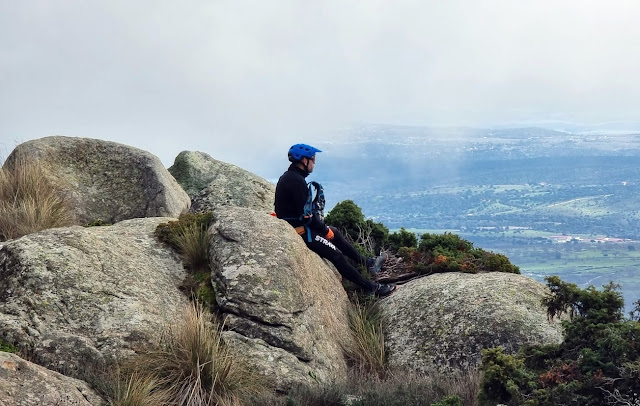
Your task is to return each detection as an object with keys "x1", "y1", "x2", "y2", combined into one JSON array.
[{"x1": 274, "y1": 143, "x2": 396, "y2": 297}]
